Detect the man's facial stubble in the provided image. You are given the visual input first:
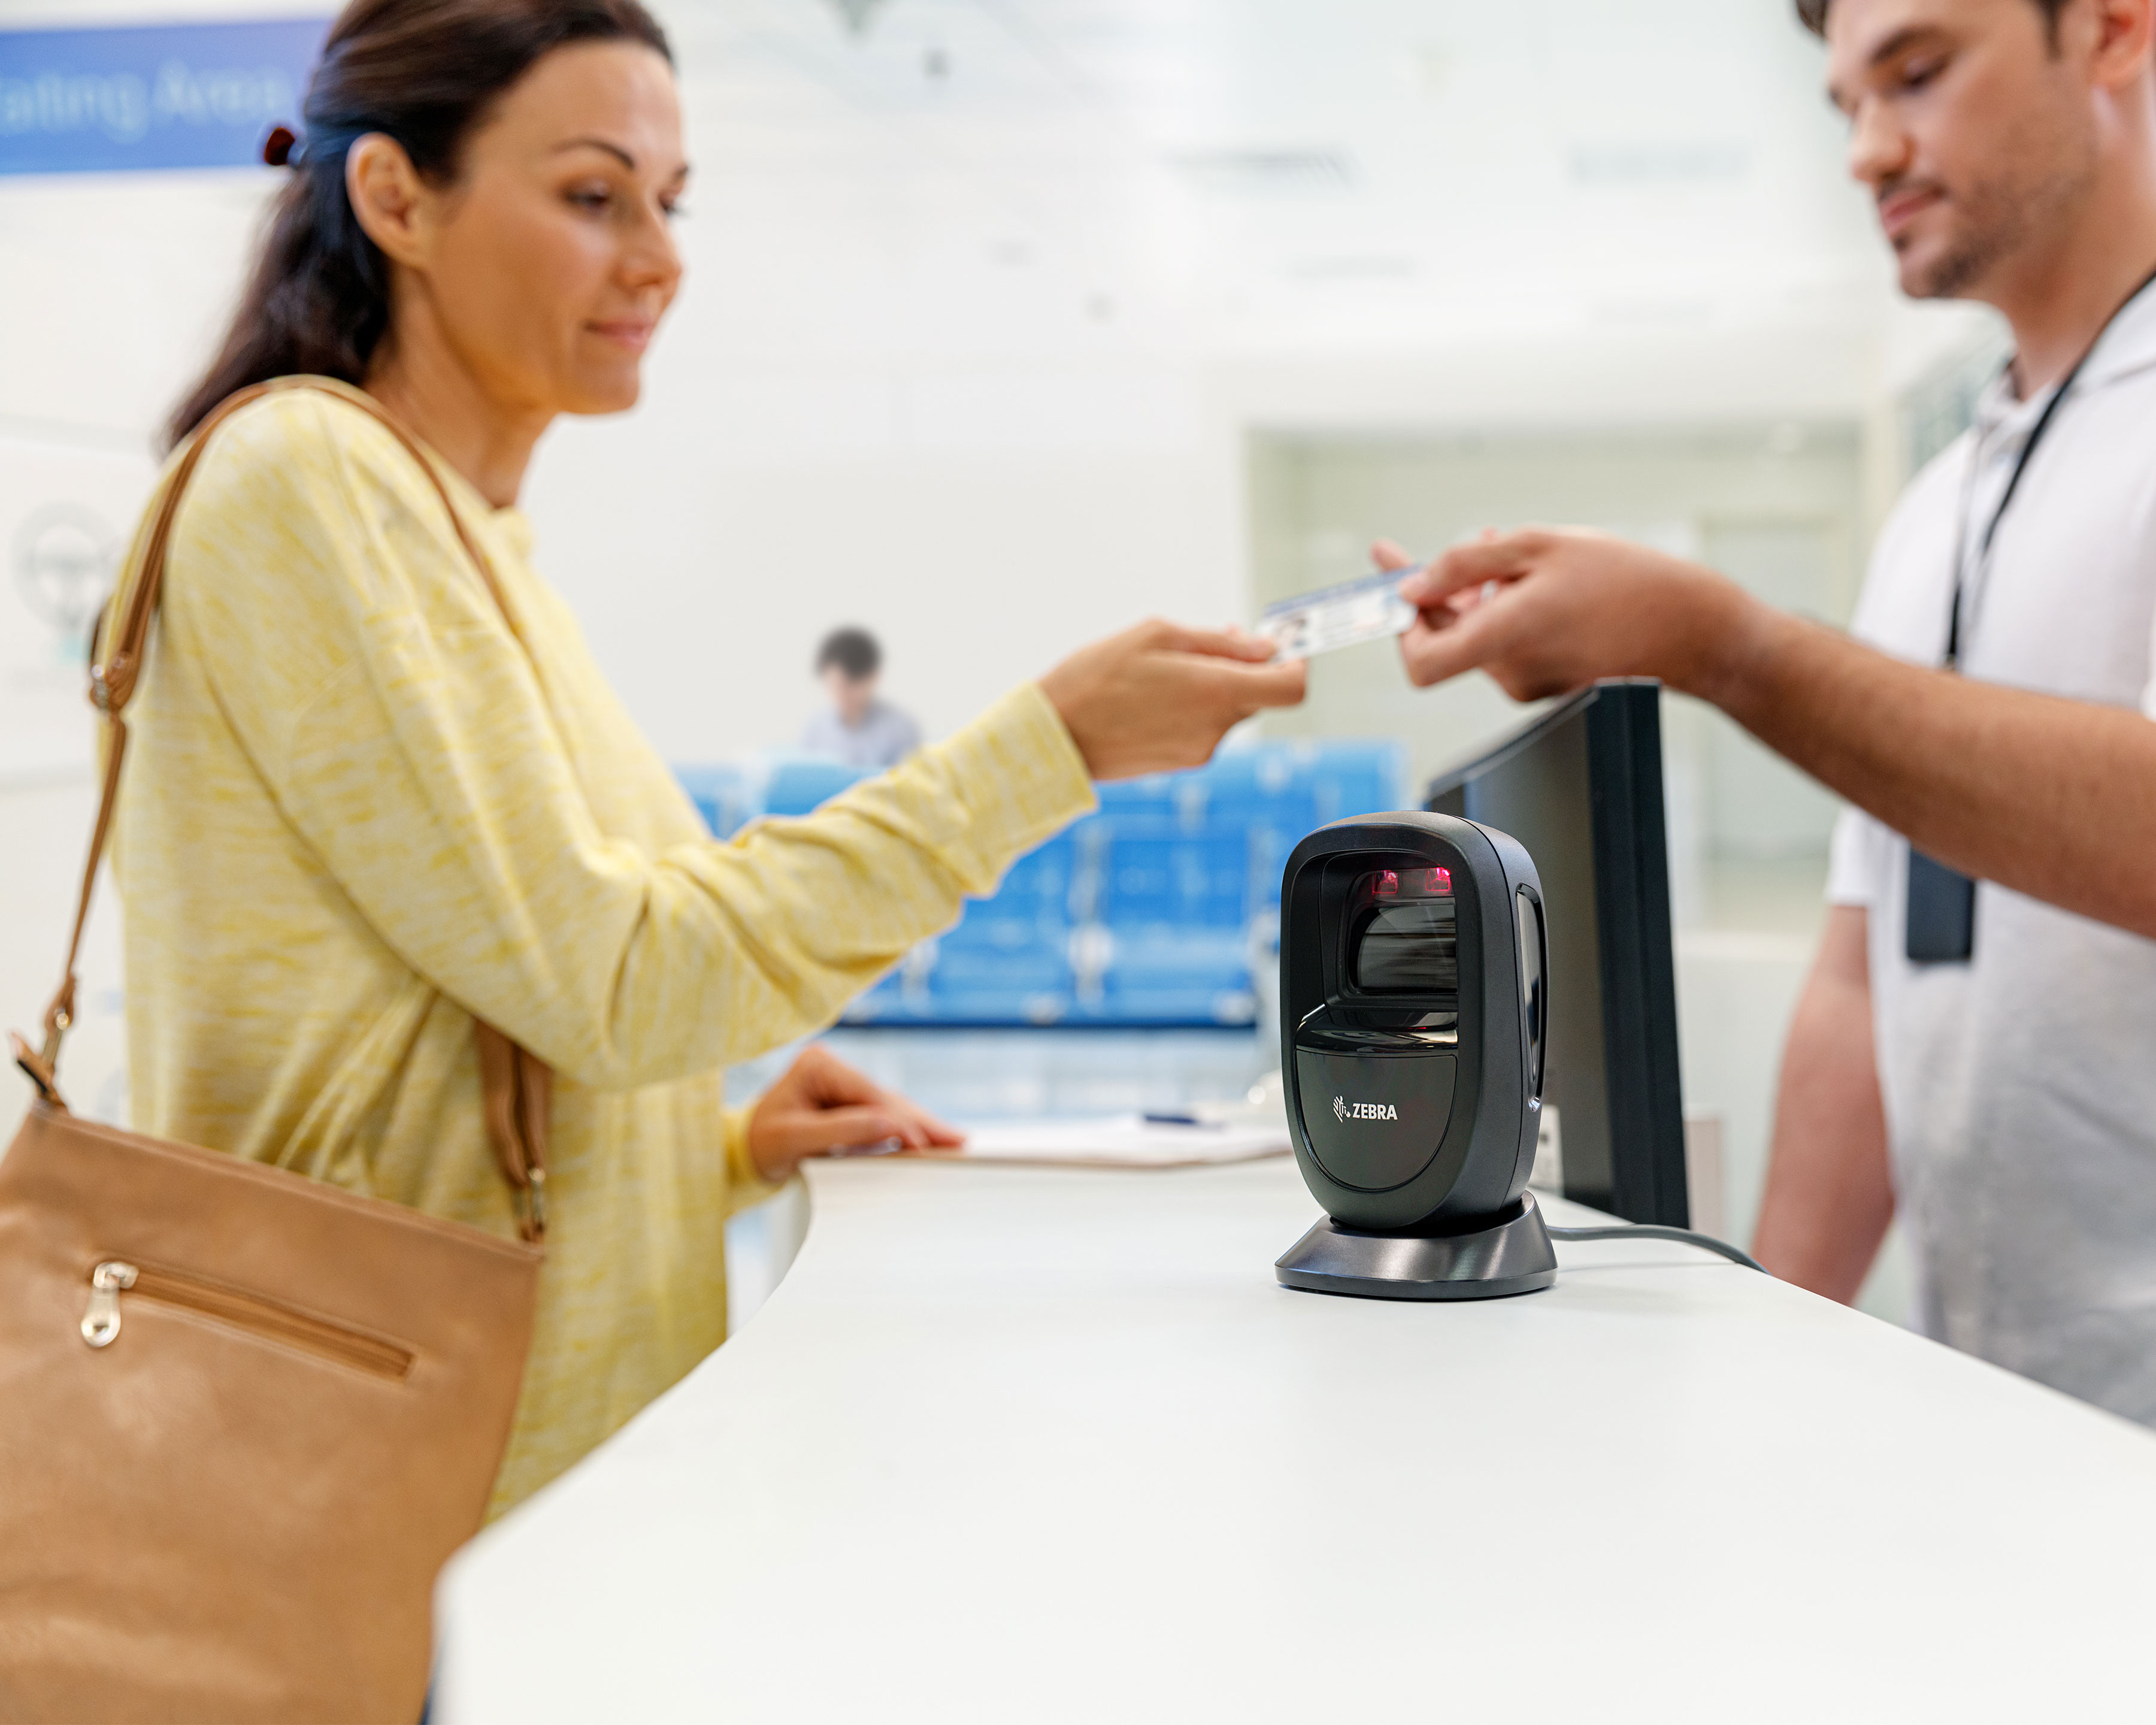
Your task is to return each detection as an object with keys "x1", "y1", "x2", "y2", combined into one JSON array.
[{"x1": 1886, "y1": 31, "x2": 2095, "y2": 299}]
